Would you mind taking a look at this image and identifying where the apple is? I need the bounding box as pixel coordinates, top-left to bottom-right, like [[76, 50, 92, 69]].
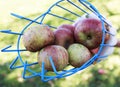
[[22, 24, 55, 52], [91, 25, 117, 63], [74, 13, 110, 43], [54, 28, 74, 49], [68, 44, 92, 67], [37, 45, 69, 71], [90, 24, 111, 55], [73, 13, 100, 27], [58, 24, 75, 33], [90, 47, 99, 55], [74, 18, 103, 49]]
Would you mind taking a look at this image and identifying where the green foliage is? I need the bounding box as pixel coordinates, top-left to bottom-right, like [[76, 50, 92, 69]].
[[0, 0, 120, 87]]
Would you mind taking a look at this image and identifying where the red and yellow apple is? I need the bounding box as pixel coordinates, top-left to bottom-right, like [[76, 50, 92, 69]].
[[74, 18, 103, 49], [38, 45, 69, 71], [58, 24, 75, 33], [68, 44, 92, 67], [22, 24, 55, 52]]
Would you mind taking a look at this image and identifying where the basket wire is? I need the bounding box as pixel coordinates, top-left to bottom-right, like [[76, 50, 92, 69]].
[[0, 0, 115, 82]]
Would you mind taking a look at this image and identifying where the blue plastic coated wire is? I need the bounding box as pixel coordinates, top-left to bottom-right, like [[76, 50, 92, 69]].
[[67, 0, 89, 14], [48, 13, 74, 22], [11, 13, 57, 29], [56, 4, 81, 17], [1, 45, 26, 52], [0, 0, 114, 82], [0, 30, 22, 35]]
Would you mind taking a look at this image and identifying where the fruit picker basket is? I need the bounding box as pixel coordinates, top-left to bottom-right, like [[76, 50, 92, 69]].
[[0, 0, 117, 82]]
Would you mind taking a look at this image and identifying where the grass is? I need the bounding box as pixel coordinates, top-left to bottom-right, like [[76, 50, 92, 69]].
[[0, 0, 120, 87]]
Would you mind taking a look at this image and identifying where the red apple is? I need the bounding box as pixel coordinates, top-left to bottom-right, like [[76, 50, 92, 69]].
[[54, 28, 74, 49], [74, 18, 103, 49], [68, 44, 92, 67], [73, 13, 100, 27], [37, 45, 69, 71], [90, 47, 99, 55], [74, 14, 110, 45], [58, 24, 75, 33], [22, 24, 55, 52]]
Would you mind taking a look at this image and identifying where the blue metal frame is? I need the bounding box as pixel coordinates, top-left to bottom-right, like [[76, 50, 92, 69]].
[[0, 0, 115, 82]]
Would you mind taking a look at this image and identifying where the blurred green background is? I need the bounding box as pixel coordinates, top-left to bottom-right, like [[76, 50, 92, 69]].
[[0, 0, 120, 87]]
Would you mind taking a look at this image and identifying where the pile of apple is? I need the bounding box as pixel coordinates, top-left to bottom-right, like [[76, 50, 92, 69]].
[[22, 14, 111, 71]]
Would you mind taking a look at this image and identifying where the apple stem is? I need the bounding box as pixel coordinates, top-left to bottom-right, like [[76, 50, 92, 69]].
[[115, 39, 120, 47]]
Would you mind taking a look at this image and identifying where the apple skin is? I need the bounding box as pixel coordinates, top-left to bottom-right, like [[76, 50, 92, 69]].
[[58, 24, 75, 33], [22, 25, 55, 52], [90, 47, 99, 55], [54, 28, 74, 49], [68, 44, 92, 67], [73, 13, 100, 27], [37, 45, 69, 71], [74, 18, 103, 49], [74, 14, 110, 44]]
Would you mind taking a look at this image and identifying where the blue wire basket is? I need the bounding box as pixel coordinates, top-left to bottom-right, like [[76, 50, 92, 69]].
[[0, 0, 115, 82]]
